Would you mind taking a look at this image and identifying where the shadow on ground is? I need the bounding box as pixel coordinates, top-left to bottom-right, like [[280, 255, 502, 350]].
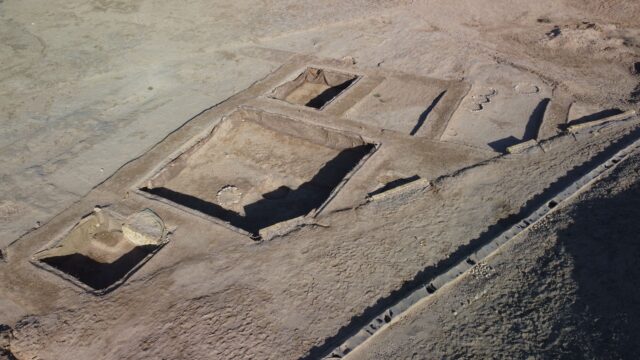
[[41, 245, 157, 291], [143, 144, 374, 237], [488, 98, 549, 152], [302, 128, 640, 359], [556, 181, 640, 358]]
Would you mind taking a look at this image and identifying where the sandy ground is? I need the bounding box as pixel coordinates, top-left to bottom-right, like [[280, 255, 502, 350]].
[[348, 150, 640, 360], [1, 0, 640, 359]]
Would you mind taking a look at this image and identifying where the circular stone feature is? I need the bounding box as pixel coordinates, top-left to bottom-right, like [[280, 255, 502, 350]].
[[122, 210, 165, 246], [476, 87, 497, 97], [217, 185, 242, 205]]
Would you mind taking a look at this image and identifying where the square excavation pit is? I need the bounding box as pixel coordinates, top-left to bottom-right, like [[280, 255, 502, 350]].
[[270, 67, 359, 110], [139, 108, 376, 239], [33, 208, 167, 294]]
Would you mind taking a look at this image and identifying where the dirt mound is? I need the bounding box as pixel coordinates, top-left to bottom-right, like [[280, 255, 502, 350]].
[[568, 0, 640, 25], [541, 21, 639, 61]]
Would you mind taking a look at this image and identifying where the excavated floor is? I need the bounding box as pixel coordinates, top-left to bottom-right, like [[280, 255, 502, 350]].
[[141, 108, 375, 238], [1, 30, 639, 358], [33, 209, 166, 292], [270, 67, 359, 109]]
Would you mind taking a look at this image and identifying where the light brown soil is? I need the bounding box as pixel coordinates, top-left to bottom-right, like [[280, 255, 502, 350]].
[[1, 0, 639, 359]]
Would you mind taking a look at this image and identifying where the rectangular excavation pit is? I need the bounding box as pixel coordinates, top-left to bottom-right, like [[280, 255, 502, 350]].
[[270, 67, 359, 110], [139, 108, 376, 239], [33, 208, 168, 294]]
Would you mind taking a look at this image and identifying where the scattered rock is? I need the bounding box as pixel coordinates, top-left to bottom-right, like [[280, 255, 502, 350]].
[[470, 262, 495, 279], [546, 26, 561, 39]]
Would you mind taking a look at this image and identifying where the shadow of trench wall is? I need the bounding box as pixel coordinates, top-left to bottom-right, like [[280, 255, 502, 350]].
[[142, 144, 374, 237]]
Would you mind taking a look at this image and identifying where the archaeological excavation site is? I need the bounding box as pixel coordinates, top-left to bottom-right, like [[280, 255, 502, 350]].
[[1, 1, 640, 359]]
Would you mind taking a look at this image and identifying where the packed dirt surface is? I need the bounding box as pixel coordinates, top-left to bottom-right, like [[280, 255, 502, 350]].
[[1, 0, 639, 359], [348, 151, 640, 360]]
